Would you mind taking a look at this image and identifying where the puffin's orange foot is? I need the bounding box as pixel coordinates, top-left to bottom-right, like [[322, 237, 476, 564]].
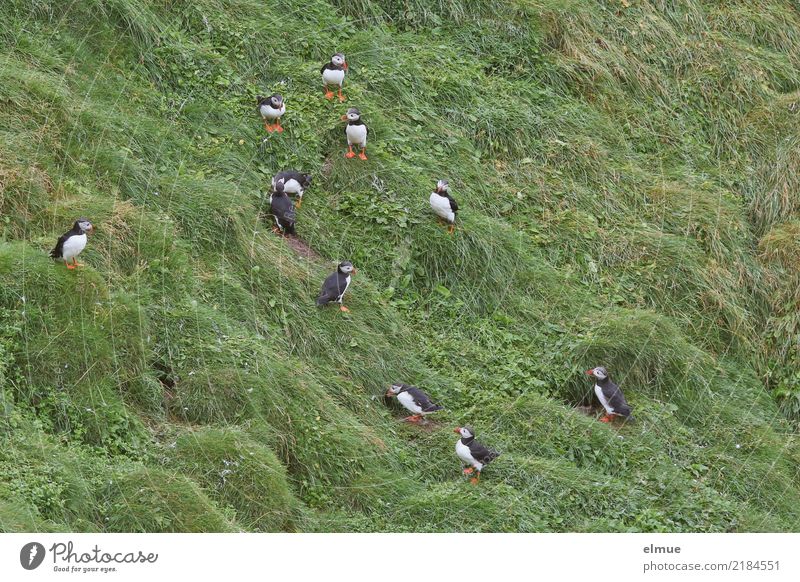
[[358, 152, 368, 161], [338, 91, 345, 102], [599, 415, 613, 423], [404, 415, 422, 423], [469, 477, 480, 485], [294, 199, 302, 208], [447, 224, 455, 234], [272, 227, 282, 235], [345, 151, 356, 158], [264, 124, 274, 133], [66, 263, 76, 270], [339, 305, 350, 312], [462, 468, 474, 475], [275, 124, 284, 133], [325, 90, 334, 100]]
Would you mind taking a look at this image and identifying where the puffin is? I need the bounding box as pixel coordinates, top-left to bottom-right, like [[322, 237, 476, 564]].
[[257, 94, 286, 133], [316, 261, 357, 312], [272, 170, 312, 208], [385, 382, 444, 423], [586, 366, 634, 423], [269, 179, 296, 236], [342, 108, 367, 160], [321, 52, 348, 102], [50, 218, 95, 269], [454, 426, 500, 485], [429, 179, 458, 234]]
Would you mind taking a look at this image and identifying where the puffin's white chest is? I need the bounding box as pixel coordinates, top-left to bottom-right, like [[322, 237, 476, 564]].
[[397, 391, 422, 414], [456, 439, 483, 471], [260, 104, 285, 120], [594, 384, 613, 413], [322, 68, 345, 86], [282, 178, 304, 195], [346, 124, 367, 146], [338, 274, 352, 301], [62, 233, 87, 261], [455, 440, 477, 466], [429, 192, 455, 222]]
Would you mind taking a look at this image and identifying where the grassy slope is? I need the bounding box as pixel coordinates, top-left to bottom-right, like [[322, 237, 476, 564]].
[[0, 0, 799, 532]]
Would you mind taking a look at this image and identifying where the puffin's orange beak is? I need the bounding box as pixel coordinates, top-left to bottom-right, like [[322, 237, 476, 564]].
[[341, 114, 348, 121], [453, 427, 461, 434], [88, 225, 96, 234], [385, 389, 394, 397], [352, 268, 358, 275], [343, 62, 348, 70], [585, 369, 594, 375]]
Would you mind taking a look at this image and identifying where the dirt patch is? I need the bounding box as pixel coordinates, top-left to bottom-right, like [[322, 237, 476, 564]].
[[573, 405, 597, 417], [283, 234, 323, 261]]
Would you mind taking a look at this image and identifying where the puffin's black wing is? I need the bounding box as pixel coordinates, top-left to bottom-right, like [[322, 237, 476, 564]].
[[406, 387, 443, 413], [320, 63, 330, 74], [276, 170, 302, 183], [50, 231, 71, 259], [316, 272, 344, 306], [446, 194, 459, 213], [600, 381, 632, 417], [468, 440, 500, 465]]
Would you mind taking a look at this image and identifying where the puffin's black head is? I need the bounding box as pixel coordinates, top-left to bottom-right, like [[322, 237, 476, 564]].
[[454, 426, 475, 439], [74, 218, 95, 234], [586, 366, 609, 380], [337, 261, 356, 275], [269, 94, 284, 108], [385, 382, 407, 398], [342, 108, 361, 122], [436, 179, 449, 194], [274, 178, 286, 196], [331, 53, 347, 69]]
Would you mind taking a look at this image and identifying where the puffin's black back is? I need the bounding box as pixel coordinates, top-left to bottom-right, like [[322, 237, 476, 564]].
[[270, 192, 296, 235], [50, 221, 81, 259], [444, 193, 459, 213], [597, 377, 632, 417], [403, 385, 443, 412], [462, 436, 500, 465], [316, 268, 349, 306]]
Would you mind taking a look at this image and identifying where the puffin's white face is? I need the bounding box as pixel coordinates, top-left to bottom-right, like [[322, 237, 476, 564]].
[[456, 427, 473, 439], [346, 111, 360, 121], [270, 95, 283, 108], [386, 384, 403, 396], [77, 219, 94, 234], [590, 367, 608, 380], [332, 54, 345, 67], [339, 263, 355, 274], [436, 180, 449, 193]]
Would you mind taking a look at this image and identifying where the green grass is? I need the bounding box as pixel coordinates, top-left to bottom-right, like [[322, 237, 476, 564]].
[[1, 0, 799, 532]]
